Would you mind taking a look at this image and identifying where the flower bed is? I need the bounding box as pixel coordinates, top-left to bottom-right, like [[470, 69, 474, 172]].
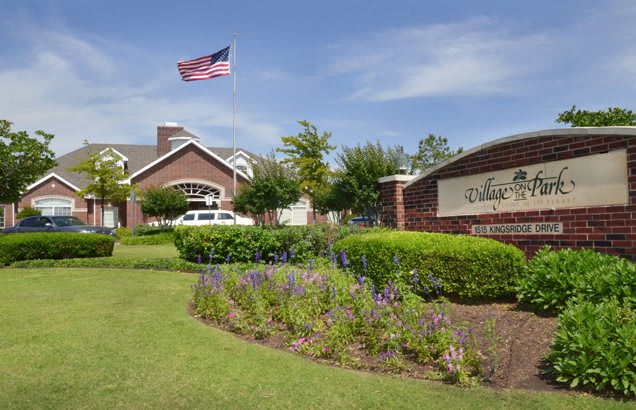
[[192, 255, 479, 384]]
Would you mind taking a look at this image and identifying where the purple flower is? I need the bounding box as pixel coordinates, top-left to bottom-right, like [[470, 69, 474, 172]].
[[290, 245, 295, 261], [308, 258, 313, 272], [273, 252, 279, 264], [255, 249, 261, 263], [197, 254, 202, 264], [282, 251, 288, 264], [209, 249, 215, 263], [225, 254, 231, 264], [412, 268, 419, 286], [340, 250, 349, 269], [393, 254, 399, 266], [361, 255, 367, 273]]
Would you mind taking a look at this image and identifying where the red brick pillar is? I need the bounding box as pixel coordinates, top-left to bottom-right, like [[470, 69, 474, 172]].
[[379, 175, 414, 230]]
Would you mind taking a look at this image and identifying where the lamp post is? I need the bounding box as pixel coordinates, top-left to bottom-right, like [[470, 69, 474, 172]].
[[397, 147, 410, 175]]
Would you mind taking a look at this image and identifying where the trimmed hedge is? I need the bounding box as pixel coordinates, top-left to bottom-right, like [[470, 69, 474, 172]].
[[517, 247, 636, 313], [332, 231, 526, 299], [120, 232, 175, 245], [173, 225, 387, 264], [11, 256, 201, 271], [0, 233, 115, 265]]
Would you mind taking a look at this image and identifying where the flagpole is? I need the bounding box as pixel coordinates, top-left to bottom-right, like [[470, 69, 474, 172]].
[[232, 33, 237, 225]]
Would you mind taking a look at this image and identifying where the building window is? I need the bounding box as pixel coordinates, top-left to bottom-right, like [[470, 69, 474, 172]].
[[34, 198, 72, 216], [172, 182, 221, 203], [0, 206, 4, 228]]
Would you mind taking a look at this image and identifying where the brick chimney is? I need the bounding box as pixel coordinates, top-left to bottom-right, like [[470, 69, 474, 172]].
[[157, 122, 184, 156]]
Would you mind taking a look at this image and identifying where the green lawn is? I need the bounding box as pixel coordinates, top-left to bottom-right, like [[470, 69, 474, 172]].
[[112, 242, 179, 259], [0, 267, 631, 409]]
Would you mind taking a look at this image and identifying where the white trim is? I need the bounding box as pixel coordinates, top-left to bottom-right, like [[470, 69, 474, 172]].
[[403, 127, 636, 189], [225, 150, 253, 163], [378, 175, 416, 184], [126, 139, 250, 184], [166, 179, 227, 200], [26, 172, 81, 192], [99, 147, 128, 162]]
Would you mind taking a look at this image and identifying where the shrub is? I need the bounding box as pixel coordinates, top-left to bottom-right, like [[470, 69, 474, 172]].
[[11, 255, 200, 271], [115, 227, 132, 238], [120, 232, 174, 245], [173, 224, 384, 265], [0, 233, 114, 265], [517, 247, 636, 313], [16, 206, 41, 219], [174, 225, 281, 264], [269, 225, 387, 262], [545, 299, 636, 397], [332, 231, 526, 299]]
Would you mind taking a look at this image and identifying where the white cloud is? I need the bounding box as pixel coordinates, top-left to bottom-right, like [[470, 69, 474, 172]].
[[327, 18, 555, 101], [0, 17, 282, 156]]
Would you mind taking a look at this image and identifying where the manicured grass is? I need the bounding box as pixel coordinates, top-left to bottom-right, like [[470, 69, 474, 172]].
[[0, 268, 630, 409], [113, 243, 179, 259]]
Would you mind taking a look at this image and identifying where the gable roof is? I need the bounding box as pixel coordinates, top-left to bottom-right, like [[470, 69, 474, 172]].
[[47, 137, 262, 191], [126, 138, 251, 183]]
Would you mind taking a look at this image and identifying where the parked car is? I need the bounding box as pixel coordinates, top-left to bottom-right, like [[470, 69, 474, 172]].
[[2, 215, 116, 235], [177, 210, 254, 226], [347, 215, 376, 226]]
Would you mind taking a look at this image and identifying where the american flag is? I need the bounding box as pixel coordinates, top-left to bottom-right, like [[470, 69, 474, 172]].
[[178, 46, 231, 82]]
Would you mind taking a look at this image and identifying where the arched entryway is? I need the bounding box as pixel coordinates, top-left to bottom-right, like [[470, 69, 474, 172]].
[[169, 181, 223, 210]]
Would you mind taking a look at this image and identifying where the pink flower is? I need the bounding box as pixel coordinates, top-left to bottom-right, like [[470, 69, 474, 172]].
[[298, 338, 306, 344], [229, 312, 235, 319]]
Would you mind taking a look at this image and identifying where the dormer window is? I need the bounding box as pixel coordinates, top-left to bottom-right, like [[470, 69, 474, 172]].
[[99, 148, 128, 170]]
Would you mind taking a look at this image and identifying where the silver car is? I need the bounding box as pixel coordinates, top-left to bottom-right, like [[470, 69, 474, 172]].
[[2, 216, 116, 235]]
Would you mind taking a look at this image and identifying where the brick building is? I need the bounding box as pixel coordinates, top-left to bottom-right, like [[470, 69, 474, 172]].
[[380, 127, 636, 260], [1, 123, 316, 229]]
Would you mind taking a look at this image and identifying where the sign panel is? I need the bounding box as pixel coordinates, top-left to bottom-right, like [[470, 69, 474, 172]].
[[472, 222, 563, 235], [438, 150, 629, 216]]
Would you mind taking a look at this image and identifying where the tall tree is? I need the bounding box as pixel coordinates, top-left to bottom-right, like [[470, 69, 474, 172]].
[[335, 142, 401, 225], [139, 186, 189, 230], [68, 142, 131, 226], [0, 120, 56, 203], [233, 153, 301, 226], [412, 134, 463, 173], [276, 120, 336, 224], [556, 105, 636, 127]]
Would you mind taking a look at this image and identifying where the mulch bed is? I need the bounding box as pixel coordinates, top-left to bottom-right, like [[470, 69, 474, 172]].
[[191, 301, 570, 393]]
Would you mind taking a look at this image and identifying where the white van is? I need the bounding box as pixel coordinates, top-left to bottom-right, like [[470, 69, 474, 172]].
[[179, 210, 254, 226]]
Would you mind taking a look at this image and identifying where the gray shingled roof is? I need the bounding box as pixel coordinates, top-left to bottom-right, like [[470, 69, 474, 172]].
[[50, 141, 263, 190]]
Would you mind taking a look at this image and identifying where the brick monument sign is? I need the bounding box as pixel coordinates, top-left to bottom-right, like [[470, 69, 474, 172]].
[[379, 128, 636, 260]]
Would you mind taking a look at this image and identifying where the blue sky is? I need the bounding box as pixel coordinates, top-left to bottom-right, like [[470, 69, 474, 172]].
[[2, 0, 636, 161]]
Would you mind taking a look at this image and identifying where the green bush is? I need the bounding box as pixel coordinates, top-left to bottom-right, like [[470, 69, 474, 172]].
[[11, 256, 200, 271], [545, 299, 636, 397], [173, 224, 383, 264], [120, 232, 174, 245], [16, 206, 41, 219], [268, 225, 387, 262], [174, 225, 280, 264], [0, 233, 114, 265], [517, 247, 636, 313], [332, 231, 526, 300], [115, 227, 132, 238]]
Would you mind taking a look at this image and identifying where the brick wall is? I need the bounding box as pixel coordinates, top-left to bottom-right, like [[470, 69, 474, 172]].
[[380, 130, 636, 260], [127, 143, 249, 227], [16, 176, 94, 223]]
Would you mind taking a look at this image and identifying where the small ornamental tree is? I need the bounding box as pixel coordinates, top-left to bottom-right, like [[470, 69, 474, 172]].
[[0, 120, 56, 203], [139, 186, 189, 229], [556, 105, 636, 127], [233, 153, 301, 226], [335, 142, 401, 224], [276, 121, 336, 224], [68, 142, 131, 226]]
